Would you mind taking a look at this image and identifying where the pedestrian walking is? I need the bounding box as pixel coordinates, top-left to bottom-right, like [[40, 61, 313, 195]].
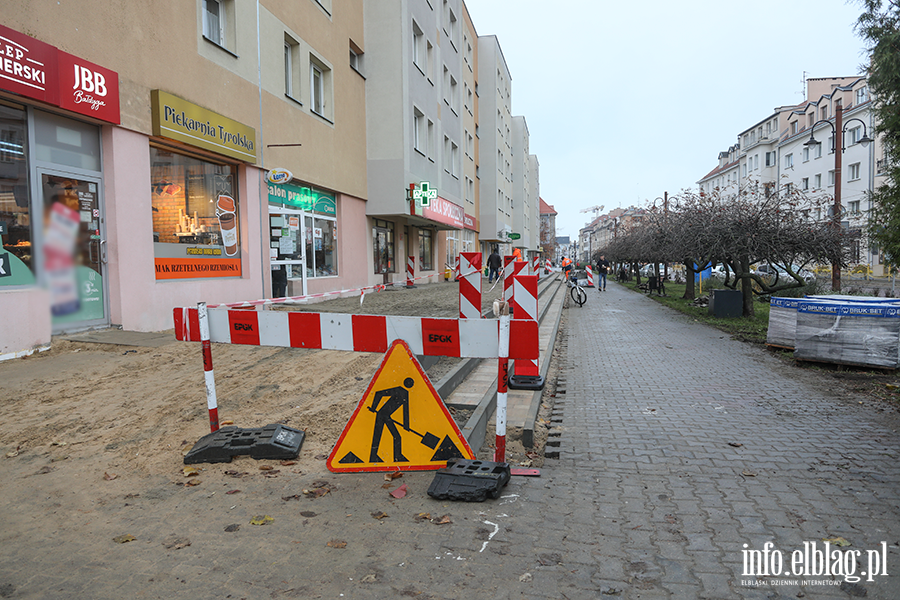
[[596, 254, 610, 291], [487, 247, 502, 283]]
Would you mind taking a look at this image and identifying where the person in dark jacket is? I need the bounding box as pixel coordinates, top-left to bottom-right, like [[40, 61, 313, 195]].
[[487, 248, 502, 283], [596, 255, 610, 291]]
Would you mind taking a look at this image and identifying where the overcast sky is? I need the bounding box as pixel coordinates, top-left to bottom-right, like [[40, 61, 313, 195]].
[[464, 0, 871, 240]]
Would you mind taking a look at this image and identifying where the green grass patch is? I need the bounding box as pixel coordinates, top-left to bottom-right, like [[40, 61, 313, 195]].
[[620, 281, 770, 345]]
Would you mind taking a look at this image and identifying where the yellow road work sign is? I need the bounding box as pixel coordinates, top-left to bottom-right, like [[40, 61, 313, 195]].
[[327, 339, 474, 473]]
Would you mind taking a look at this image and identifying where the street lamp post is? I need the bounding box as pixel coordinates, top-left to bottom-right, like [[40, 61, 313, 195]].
[[804, 105, 873, 292]]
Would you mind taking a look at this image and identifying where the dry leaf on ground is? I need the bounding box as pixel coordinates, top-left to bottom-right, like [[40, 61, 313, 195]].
[[113, 534, 136, 544]]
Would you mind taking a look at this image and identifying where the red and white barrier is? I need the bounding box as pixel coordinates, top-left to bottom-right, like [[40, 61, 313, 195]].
[[495, 307, 510, 463], [174, 307, 538, 360], [586, 266, 594, 288], [458, 252, 482, 319], [198, 302, 220, 433], [407, 256, 415, 288], [531, 255, 539, 276], [510, 275, 539, 379], [454, 256, 460, 281], [503, 256, 515, 303]]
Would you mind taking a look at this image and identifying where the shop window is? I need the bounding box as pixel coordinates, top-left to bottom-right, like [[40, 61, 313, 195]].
[[373, 219, 394, 274], [150, 146, 241, 279], [419, 228, 433, 271], [0, 102, 32, 286], [305, 215, 337, 277]]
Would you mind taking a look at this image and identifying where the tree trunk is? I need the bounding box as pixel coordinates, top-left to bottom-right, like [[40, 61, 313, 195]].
[[683, 260, 696, 300], [632, 262, 641, 286], [739, 255, 755, 317]]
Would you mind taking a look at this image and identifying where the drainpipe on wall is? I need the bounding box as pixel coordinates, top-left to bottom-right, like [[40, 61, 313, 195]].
[[256, 0, 267, 303]]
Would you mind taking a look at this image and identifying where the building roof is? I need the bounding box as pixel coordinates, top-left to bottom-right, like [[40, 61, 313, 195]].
[[539, 198, 556, 215]]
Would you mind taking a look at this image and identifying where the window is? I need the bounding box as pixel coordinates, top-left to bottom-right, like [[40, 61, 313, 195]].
[[856, 87, 868, 104], [451, 141, 459, 177], [829, 170, 836, 186], [466, 131, 474, 159], [791, 121, 798, 135], [447, 7, 458, 49], [305, 215, 337, 277], [284, 36, 300, 101], [802, 177, 809, 191], [848, 162, 861, 180], [426, 41, 434, 81], [311, 63, 324, 115], [412, 20, 424, 70], [284, 42, 293, 97], [203, 0, 225, 45], [443, 136, 451, 174], [784, 182, 793, 195], [0, 103, 32, 287], [742, 163, 747, 178], [814, 143, 822, 159], [814, 174, 821, 189], [413, 107, 425, 154], [821, 105, 828, 120], [848, 127, 862, 145], [418, 229, 433, 270], [309, 56, 334, 120], [803, 146, 809, 162], [765, 151, 776, 167], [349, 43, 362, 74], [808, 113, 814, 128], [449, 74, 458, 113], [784, 153, 793, 169], [150, 145, 241, 277], [849, 200, 861, 215], [427, 119, 435, 159], [443, 66, 452, 107], [373, 219, 395, 274]]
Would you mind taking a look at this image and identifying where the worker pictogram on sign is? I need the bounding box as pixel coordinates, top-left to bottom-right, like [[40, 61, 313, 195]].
[[327, 339, 474, 473]]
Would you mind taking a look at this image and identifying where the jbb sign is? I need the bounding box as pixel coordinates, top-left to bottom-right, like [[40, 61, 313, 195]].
[[0, 24, 119, 124]]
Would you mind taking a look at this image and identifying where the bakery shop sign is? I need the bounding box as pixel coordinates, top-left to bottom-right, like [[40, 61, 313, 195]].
[[0, 23, 120, 124]]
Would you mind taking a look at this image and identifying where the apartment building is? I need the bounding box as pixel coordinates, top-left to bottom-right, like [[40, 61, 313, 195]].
[[512, 115, 539, 259], [698, 75, 886, 274], [477, 34, 515, 258], [539, 198, 557, 260], [363, 0, 474, 284], [0, 0, 369, 358]]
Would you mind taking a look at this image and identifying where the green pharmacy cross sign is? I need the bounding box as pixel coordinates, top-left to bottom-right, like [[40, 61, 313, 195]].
[[412, 182, 438, 207]]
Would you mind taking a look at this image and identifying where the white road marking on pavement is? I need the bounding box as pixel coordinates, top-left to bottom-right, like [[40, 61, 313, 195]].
[[480, 520, 500, 553]]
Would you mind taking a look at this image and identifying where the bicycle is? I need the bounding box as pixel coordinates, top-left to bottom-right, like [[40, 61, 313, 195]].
[[566, 272, 587, 307]]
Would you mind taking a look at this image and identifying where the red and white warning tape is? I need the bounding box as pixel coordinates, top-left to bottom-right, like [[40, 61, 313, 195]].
[[174, 306, 539, 360]]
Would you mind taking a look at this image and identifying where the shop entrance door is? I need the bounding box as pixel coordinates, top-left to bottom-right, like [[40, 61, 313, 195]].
[[39, 170, 108, 331]]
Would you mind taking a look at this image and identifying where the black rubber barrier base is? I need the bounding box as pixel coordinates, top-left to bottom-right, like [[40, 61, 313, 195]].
[[426, 458, 511, 502], [183, 424, 305, 465], [508, 374, 545, 390]]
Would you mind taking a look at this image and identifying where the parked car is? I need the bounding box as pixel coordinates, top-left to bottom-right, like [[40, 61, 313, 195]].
[[710, 264, 731, 279], [752, 263, 816, 284], [638, 263, 666, 278]]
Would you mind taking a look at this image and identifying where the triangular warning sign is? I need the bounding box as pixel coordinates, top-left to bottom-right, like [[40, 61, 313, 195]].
[[327, 339, 474, 473]]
